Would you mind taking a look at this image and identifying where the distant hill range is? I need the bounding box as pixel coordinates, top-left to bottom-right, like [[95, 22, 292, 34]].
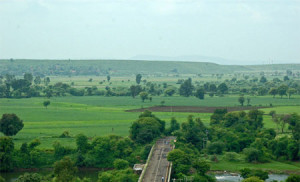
[[130, 55, 298, 65], [130, 55, 235, 65], [0, 59, 299, 76]]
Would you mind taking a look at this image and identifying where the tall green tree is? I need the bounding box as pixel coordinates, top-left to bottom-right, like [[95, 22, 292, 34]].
[[44, 77, 50, 86], [259, 76, 267, 83], [165, 117, 180, 135], [238, 96, 245, 106], [139, 92, 148, 102], [43, 100, 50, 109], [277, 85, 288, 98], [130, 111, 165, 144], [269, 88, 277, 98], [247, 109, 264, 129], [0, 136, 14, 171], [287, 88, 297, 99], [136, 74, 142, 84], [34, 76, 41, 85], [217, 83, 228, 94], [76, 134, 90, 153], [23, 73, 33, 84], [195, 88, 205, 100], [129, 85, 142, 98], [53, 157, 78, 182], [0, 113, 24, 136], [179, 78, 194, 97], [180, 116, 207, 148], [209, 84, 217, 93], [167, 149, 192, 176]]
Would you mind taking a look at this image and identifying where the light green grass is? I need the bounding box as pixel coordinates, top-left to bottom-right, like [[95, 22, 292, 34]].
[[0, 96, 299, 149], [210, 160, 300, 172]]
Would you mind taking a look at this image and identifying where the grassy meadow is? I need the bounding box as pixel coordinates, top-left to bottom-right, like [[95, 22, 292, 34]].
[[1, 94, 299, 149]]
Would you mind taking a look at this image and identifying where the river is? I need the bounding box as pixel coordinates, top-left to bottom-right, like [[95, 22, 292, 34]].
[[215, 173, 289, 182], [0, 171, 289, 182]]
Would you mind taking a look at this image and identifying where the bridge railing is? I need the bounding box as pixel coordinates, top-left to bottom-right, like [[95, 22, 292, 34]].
[[167, 143, 175, 182], [138, 143, 155, 182]]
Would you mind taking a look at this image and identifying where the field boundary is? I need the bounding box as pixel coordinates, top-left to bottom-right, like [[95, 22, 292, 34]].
[[126, 106, 269, 113]]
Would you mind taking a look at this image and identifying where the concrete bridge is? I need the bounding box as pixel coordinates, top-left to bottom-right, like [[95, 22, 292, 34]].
[[139, 136, 176, 182]]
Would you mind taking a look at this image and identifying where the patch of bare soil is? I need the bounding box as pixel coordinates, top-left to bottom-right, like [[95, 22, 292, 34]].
[[126, 106, 269, 113]]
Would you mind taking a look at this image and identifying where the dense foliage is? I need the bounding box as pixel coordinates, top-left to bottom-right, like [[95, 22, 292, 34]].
[[0, 113, 24, 136], [166, 109, 300, 180]]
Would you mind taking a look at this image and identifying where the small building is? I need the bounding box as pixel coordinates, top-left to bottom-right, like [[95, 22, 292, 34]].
[[133, 164, 144, 174]]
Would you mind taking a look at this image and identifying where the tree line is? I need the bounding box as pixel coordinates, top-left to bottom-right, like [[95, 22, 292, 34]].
[[1, 73, 299, 102]]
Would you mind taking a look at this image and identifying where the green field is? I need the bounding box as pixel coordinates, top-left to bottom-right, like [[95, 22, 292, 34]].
[[210, 160, 300, 172], [1, 95, 299, 149]]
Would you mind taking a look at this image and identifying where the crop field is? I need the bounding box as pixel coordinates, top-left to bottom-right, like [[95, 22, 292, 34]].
[[1, 95, 299, 149]]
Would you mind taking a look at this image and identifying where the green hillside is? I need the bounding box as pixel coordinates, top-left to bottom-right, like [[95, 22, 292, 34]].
[[0, 59, 299, 76]]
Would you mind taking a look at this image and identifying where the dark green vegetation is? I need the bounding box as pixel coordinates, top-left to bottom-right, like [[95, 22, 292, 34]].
[[167, 110, 300, 181], [0, 113, 24, 136]]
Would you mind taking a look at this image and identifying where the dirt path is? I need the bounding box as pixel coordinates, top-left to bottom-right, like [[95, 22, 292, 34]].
[[126, 106, 268, 113], [142, 136, 176, 182]]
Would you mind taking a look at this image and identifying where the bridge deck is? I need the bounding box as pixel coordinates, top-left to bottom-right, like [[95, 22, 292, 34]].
[[142, 136, 175, 182]]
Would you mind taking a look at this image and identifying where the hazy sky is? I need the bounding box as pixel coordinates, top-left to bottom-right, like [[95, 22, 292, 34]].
[[0, 0, 300, 64]]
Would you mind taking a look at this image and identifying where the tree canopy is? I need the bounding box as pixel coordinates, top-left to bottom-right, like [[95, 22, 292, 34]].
[[0, 113, 24, 136]]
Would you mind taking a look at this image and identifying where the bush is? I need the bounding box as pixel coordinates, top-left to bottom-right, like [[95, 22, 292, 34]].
[[286, 174, 300, 182], [76, 134, 90, 153], [28, 139, 41, 149], [141, 144, 152, 160], [240, 168, 268, 181], [207, 141, 225, 155], [269, 110, 276, 117], [113, 159, 129, 170], [224, 152, 240, 162], [59, 131, 71, 138], [54, 157, 78, 182], [53, 141, 72, 159], [243, 148, 263, 162], [242, 176, 264, 182], [15, 173, 42, 182]]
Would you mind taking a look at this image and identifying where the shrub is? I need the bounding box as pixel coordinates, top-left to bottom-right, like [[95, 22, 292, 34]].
[[269, 110, 276, 117], [224, 152, 240, 162], [240, 168, 268, 181], [113, 159, 129, 170], [15, 173, 42, 182], [286, 174, 300, 182], [243, 148, 263, 163], [59, 131, 70, 138], [242, 176, 264, 182], [207, 141, 225, 154]]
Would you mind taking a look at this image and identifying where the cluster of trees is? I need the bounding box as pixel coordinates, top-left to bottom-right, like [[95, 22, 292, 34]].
[[129, 110, 166, 144], [0, 134, 143, 181], [181, 76, 300, 99], [0, 110, 174, 181], [0, 73, 51, 98], [163, 109, 300, 181], [1, 73, 299, 102], [178, 78, 228, 99], [225, 75, 300, 98]]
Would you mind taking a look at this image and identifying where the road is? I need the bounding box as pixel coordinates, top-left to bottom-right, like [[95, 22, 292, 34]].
[[142, 136, 176, 182]]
